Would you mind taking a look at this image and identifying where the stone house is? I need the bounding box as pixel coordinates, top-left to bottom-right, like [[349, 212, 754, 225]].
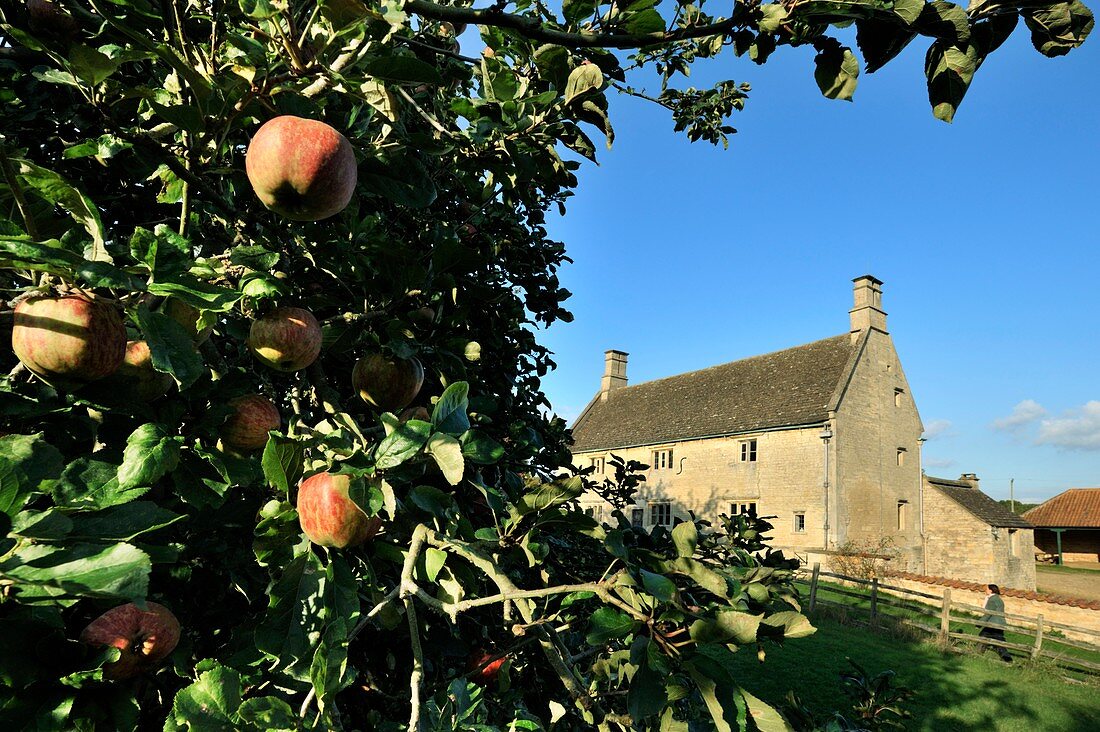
[[922, 474, 1036, 590], [569, 275, 1036, 587], [1024, 488, 1100, 563]]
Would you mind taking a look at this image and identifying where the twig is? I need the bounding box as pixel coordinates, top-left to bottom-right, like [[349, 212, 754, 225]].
[[406, 597, 426, 731], [395, 87, 452, 136]]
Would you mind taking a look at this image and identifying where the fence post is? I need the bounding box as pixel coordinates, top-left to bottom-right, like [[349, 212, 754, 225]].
[[940, 588, 952, 642], [870, 577, 879, 628], [808, 563, 820, 614], [1032, 614, 1044, 660]]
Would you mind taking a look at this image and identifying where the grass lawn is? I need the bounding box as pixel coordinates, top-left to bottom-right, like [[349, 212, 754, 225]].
[[725, 616, 1100, 731]]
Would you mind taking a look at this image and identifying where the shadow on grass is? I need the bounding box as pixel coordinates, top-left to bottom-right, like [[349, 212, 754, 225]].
[[725, 608, 1100, 731]]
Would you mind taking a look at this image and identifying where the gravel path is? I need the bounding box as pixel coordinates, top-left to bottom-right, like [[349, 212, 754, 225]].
[[1035, 566, 1100, 602]]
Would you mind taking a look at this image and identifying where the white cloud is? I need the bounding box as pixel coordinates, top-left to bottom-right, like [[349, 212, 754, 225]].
[[992, 400, 1047, 432], [1036, 401, 1100, 451], [922, 419, 954, 440]]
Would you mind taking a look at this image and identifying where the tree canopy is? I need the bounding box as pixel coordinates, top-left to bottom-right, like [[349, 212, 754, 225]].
[[0, 1, 1091, 730]]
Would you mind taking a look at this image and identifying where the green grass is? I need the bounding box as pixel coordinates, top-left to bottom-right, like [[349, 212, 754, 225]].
[[1037, 564, 1100, 576], [795, 579, 1100, 673], [726, 616, 1100, 731]]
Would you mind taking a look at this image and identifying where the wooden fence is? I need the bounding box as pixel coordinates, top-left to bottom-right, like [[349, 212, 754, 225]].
[[799, 563, 1100, 676]]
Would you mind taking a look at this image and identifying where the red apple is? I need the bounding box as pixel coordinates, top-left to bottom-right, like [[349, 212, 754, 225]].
[[220, 394, 280, 452], [12, 294, 126, 385], [162, 298, 213, 343], [245, 116, 357, 221], [467, 649, 506, 685], [110, 340, 174, 401], [297, 472, 383, 549], [352, 354, 424, 412], [80, 602, 181, 680], [248, 307, 322, 372], [27, 0, 79, 36]]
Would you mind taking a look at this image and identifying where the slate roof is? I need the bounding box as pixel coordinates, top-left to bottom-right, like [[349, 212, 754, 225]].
[[1023, 488, 1100, 528], [570, 334, 855, 452], [926, 476, 1034, 529]]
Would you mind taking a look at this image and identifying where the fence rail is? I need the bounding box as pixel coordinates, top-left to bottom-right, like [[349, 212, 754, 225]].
[[798, 564, 1100, 677]]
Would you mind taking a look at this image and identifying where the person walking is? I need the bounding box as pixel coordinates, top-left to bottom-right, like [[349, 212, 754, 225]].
[[978, 584, 1013, 663]]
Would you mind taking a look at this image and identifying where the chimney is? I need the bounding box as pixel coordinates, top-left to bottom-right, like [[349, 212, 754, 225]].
[[600, 350, 628, 401], [849, 274, 887, 340], [959, 473, 980, 490]]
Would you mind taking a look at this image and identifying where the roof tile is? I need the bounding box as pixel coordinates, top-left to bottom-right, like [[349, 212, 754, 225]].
[[1023, 488, 1100, 528], [925, 476, 1033, 529]]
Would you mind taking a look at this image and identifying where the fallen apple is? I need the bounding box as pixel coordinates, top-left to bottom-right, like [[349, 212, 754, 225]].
[[352, 353, 424, 412], [297, 472, 383, 549], [80, 602, 181, 680], [220, 394, 280, 452], [12, 294, 126, 385], [245, 116, 357, 221], [248, 306, 322, 372]]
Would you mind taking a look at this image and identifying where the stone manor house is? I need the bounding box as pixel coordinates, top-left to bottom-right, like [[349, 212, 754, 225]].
[[570, 276, 1036, 590]]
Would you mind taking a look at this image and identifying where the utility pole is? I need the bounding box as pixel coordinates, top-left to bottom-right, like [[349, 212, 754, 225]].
[[1010, 478, 1015, 513]]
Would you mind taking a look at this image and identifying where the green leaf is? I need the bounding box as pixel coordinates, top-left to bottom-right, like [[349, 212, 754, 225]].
[[13, 159, 108, 262], [68, 44, 119, 85], [117, 423, 183, 490], [516, 476, 584, 515], [562, 0, 597, 25], [427, 432, 465, 486], [310, 618, 349, 718], [0, 542, 150, 603], [892, 0, 925, 24], [63, 135, 132, 160], [424, 547, 447, 582], [129, 225, 191, 277], [856, 19, 917, 74], [68, 502, 183, 542], [814, 45, 860, 101], [373, 419, 431, 470], [671, 520, 697, 558], [167, 661, 241, 730], [52, 458, 148, 509], [586, 607, 636, 645], [408, 485, 456, 518], [230, 245, 280, 271], [623, 8, 665, 35], [261, 434, 304, 493], [1023, 1, 1095, 57], [364, 55, 444, 85], [627, 643, 667, 720], [639, 569, 677, 603], [358, 152, 436, 208], [656, 557, 733, 600], [742, 689, 794, 732], [925, 40, 978, 122], [237, 697, 298, 731], [147, 274, 241, 311], [134, 306, 204, 388], [256, 553, 326, 677], [686, 647, 748, 732], [239, 0, 279, 19], [564, 63, 604, 104], [689, 611, 763, 645], [253, 500, 300, 569], [459, 430, 504, 465], [431, 381, 471, 434], [761, 610, 816, 639], [10, 509, 73, 540], [917, 1, 971, 44], [0, 434, 63, 516]]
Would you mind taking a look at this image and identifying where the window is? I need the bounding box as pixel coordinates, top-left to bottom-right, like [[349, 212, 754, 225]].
[[590, 456, 604, 474], [651, 448, 674, 470], [894, 388, 904, 407], [1009, 528, 1018, 555], [631, 508, 645, 527], [730, 501, 758, 517], [897, 500, 909, 530], [583, 505, 604, 522], [793, 512, 806, 533], [896, 448, 907, 466], [740, 439, 757, 462], [649, 502, 672, 527]]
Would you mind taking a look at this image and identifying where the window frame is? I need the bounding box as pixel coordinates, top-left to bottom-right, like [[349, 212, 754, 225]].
[[651, 448, 674, 471], [648, 501, 672, 527], [630, 508, 645, 528], [730, 501, 758, 517], [793, 511, 806, 533], [589, 456, 605, 474], [740, 439, 758, 463]]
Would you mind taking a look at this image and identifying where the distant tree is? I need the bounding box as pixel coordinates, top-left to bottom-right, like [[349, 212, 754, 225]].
[[998, 499, 1040, 515], [0, 1, 1090, 730]]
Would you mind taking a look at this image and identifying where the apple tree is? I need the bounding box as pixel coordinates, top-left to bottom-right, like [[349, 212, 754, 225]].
[[0, 1, 1090, 730]]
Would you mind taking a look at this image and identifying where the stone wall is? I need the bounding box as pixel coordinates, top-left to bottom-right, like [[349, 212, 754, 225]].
[[832, 329, 924, 571], [575, 425, 829, 552], [922, 485, 1036, 591], [885, 572, 1100, 643]]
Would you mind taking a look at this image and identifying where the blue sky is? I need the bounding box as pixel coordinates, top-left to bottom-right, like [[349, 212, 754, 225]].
[[535, 28, 1100, 504]]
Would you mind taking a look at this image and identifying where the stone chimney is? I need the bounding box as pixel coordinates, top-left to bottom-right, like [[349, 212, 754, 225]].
[[849, 274, 887, 341], [600, 350, 628, 401], [959, 473, 980, 490]]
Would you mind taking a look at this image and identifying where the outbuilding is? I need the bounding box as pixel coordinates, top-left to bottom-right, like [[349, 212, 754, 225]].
[[1024, 488, 1100, 564]]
